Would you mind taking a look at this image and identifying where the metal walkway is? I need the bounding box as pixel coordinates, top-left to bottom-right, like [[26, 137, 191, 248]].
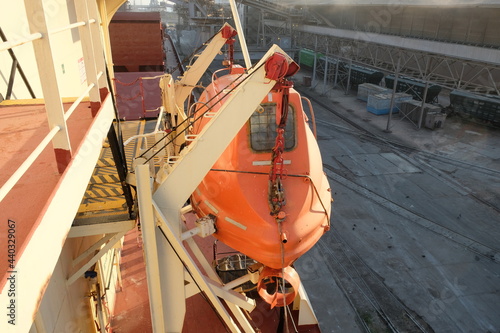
[[73, 121, 143, 226]]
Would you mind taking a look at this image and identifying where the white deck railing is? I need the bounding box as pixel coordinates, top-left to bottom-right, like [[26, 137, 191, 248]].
[[0, 18, 102, 203], [0, 33, 43, 52], [49, 19, 95, 35], [0, 126, 60, 202], [64, 71, 103, 121]]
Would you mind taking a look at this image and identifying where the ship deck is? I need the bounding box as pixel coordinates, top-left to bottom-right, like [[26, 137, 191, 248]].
[[105, 68, 500, 332], [2, 68, 499, 332], [111, 210, 319, 333], [0, 90, 117, 330], [107, 120, 319, 332], [0, 100, 96, 288]]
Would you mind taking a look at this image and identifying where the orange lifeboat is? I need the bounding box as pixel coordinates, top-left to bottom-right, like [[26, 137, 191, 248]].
[[189, 59, 331, 306]]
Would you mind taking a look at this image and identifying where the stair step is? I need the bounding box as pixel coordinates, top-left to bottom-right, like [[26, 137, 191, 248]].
[[79, 196, 127, 212], [89, 174, 120, 184], [99, 150, 113, 159], [74, 208, 131, 225], [90, 166, 120, 184], [93, 166, 119, 175], [85, 183, 123, 198], [96, 157, 116, 167]]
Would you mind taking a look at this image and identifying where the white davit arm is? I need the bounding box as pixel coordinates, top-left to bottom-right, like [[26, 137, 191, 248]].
[[154, 44, 294, 215], [229, 0, 252, 69], [174, 22, 238, 110]]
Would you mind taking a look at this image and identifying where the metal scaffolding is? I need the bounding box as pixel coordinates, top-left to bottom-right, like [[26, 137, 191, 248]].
[[232, 1, 499, 95], [294, 27, 500, 95]]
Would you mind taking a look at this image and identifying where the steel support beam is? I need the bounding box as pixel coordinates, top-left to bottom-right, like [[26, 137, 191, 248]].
[[136, 165, 166, 332], [174, 23, 236, 109], [74, 0, 101, 116], [322, 56, 328, 95], [67, 230, 128, 285], [386, 52, 401, 133], [24, 0, 72, 173], [0, 27, 36, 99], [68, 220, 136, 238], [288, 21, 500, 94], [107, 124, 135, 217], [230, 0, 252, 69], [153, 204, 253, 333], [74, 235, 114, 268], [147, 45, 290, 332]]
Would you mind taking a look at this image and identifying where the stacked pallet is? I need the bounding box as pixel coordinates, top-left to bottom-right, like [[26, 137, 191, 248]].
[[400, 100, 442, 123], [367, 93, 412, 115], [357, 83, 391, 101]]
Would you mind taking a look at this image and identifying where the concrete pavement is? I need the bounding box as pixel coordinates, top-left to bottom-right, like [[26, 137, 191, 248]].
[[294, 72, 500, 333]]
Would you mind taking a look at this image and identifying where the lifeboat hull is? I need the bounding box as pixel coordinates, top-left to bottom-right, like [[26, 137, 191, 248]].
[[190, 72, 331, 269]]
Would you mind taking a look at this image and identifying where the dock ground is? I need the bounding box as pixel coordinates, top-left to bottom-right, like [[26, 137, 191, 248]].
[[293, 71, 500, 333]]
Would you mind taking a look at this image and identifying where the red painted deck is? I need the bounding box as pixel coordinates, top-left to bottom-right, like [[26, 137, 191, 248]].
[[111, 214, 321, 332], [0, 100, 97, 290], [111, 223, 234, 332], [111, 227, 152, 332]]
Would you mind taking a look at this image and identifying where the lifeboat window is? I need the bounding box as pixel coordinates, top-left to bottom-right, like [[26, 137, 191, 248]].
[[249, 104, 295, 152]]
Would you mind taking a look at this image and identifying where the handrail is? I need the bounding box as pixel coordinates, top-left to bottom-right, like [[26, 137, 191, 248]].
[[154, 106, 165, 132], [64, 70, 103, 121], [122, 107, 165, 148], [301, 96, 317, 138], [0, 19, 97, 52], [50, 21, 86, 35], [64, 83, 95, 121], [50, 19, 96, 35], [0, 16, 104, 202], [123, 131, 159, 147], [0, 33, 42, 52], [0, 125, 61, 202], [0, 65, 103, 200]]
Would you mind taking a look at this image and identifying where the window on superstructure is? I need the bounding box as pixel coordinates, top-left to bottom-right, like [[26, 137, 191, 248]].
[[249, 103, 296, 152]]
